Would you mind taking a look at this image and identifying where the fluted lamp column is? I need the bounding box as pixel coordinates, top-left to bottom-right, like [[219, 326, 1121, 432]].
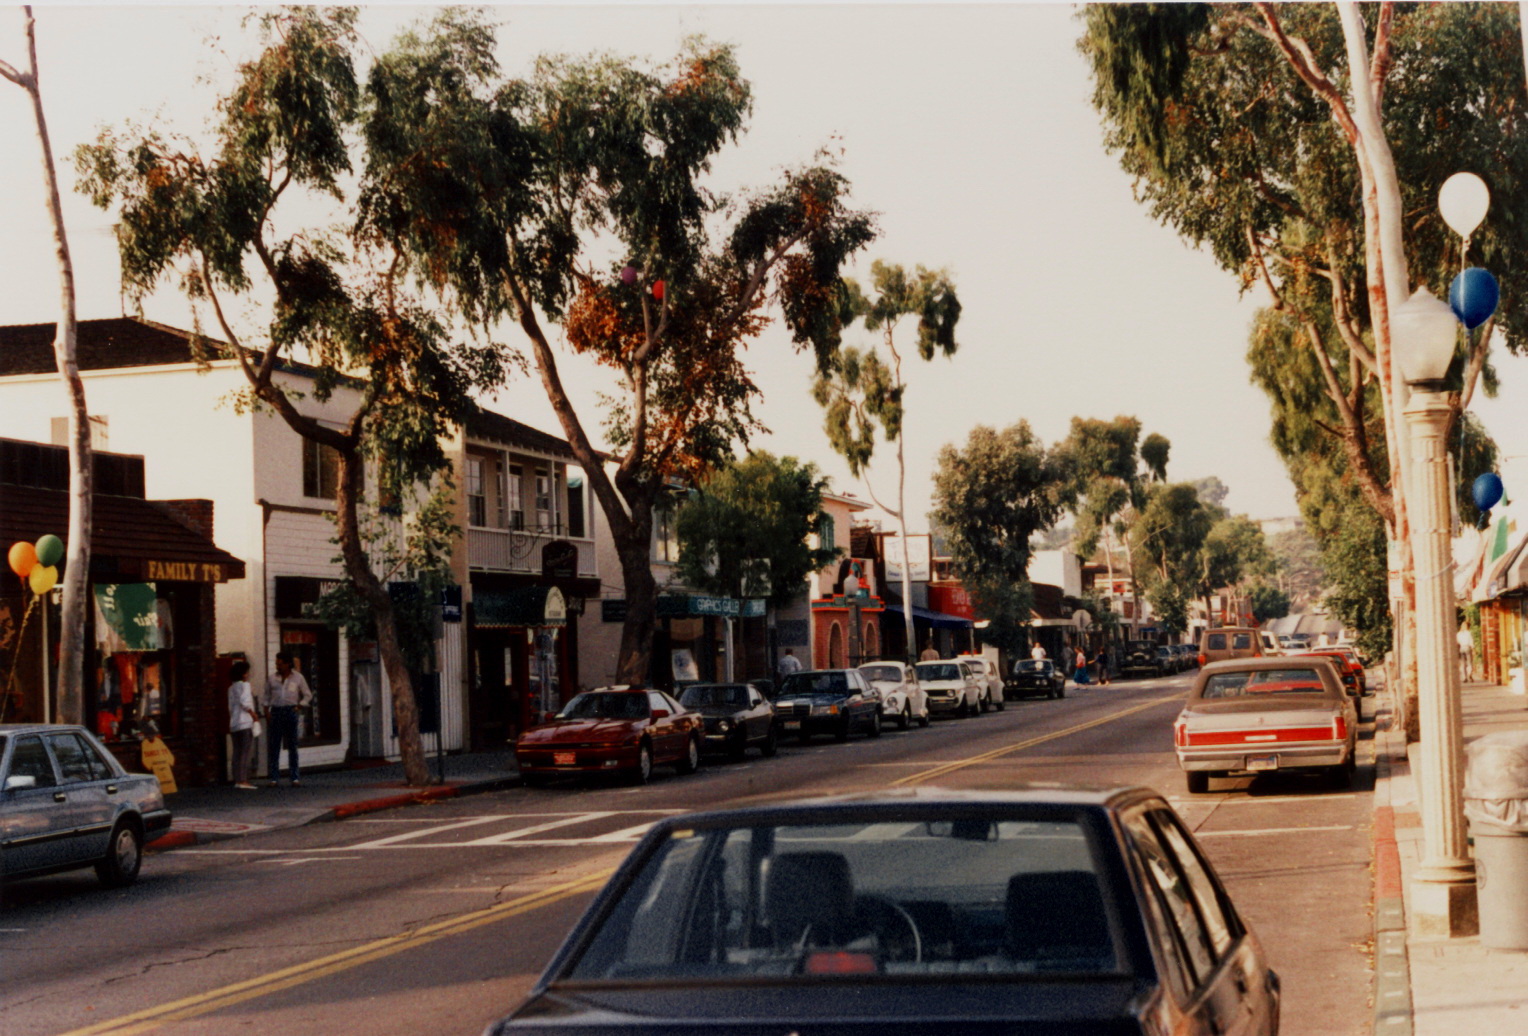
[[1393, 286, 1478, 938]]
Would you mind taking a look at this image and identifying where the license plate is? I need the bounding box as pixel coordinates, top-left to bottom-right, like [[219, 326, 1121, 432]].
[[783, 721, 801, 730], [1247, 755, 1278, 771], [553, 752, 576, 766]]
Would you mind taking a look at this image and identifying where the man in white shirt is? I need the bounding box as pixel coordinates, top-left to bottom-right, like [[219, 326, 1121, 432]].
[[263, 652, 313, 785], [777, 648, 802, 680], [1030, 642, 1048, 661]]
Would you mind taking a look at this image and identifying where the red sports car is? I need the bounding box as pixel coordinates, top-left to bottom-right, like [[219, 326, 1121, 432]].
[[515, 687, 704, 785]]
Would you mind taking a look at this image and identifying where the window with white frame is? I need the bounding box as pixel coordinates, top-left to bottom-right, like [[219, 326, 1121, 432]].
[[466, 455, 488, 526], [653, 503, 680, 564], [507, 463, 525, 529], [536, 464, 556, 531]]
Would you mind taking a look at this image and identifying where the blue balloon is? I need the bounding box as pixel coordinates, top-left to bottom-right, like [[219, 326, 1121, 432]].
[[1473, 472, 1504, 512], [1450, 267, 1500, 330]]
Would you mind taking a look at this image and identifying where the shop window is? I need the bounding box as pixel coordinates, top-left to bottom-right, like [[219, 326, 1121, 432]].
[[302, 437, 340, 500], [93, 582, 179, 743]]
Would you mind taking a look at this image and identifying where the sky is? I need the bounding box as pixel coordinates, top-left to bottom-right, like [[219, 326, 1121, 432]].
[[5, 3, 1527, 529]]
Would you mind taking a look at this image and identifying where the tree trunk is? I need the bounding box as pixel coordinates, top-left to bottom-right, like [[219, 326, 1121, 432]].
[[334, 447, 431, 786], [2, 7, 90, 724], [615, 536, 659, 686], [895, 434, 917, 663]]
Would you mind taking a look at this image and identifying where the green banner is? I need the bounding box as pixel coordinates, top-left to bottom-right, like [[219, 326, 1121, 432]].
[[94, 583, 160, 652]]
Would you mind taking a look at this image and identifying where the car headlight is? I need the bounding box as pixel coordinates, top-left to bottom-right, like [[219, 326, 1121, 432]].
[[810, 704, 839, 716], [716, 719, 732, 733]]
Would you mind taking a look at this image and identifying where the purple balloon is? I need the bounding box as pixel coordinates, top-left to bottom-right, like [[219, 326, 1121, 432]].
[[1450, 267, 1499, 330], [620, 265, 638, 286]]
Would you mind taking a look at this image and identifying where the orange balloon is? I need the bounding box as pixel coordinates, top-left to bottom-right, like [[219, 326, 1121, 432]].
[[8, 541, 37, 578]]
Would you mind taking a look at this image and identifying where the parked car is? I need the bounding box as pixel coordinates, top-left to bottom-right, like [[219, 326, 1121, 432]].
[[858, 661, 930, 730], [515, 688, 704, 785], [1174, 656, 1358, 794], [1196, 626, 1267, 667], [0, 724, 172, 889], [915, 659, 983, 717], [1259, 630, 1284, 656], [1121, 639, 1168, 678], [1004, 658, 1066, 700], [773, 670, 883, 742], [955, 656, 1005, 711], [1291, 651, 1364, 705], [677, 683, 778, 760], [486, 788, 1281, 1036], [1331, 646, 1368, 695]]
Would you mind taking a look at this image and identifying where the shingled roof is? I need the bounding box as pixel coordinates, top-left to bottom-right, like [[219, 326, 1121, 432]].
[[465, 406, 578, 462], [0, 317, 210, 375]]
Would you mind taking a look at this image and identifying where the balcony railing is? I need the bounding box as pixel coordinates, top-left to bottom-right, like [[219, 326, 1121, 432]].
[[468, 524, 596, 577]]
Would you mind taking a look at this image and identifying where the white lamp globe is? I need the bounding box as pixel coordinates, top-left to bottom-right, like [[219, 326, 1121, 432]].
[[1392, 287, 1459, 387], [1439, 173, 1490, 238]]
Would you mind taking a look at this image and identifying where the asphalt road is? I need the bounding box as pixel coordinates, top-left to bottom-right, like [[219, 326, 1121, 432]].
[[0, 670, 1375, 1036]]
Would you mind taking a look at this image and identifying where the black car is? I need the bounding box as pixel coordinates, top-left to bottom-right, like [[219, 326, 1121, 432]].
[[1121, 640, 1168, 678], [771, 669, 883, 742], [677, 683, 778, 760], [487, 788, 1280, 1035], [1004, 659, 1067, 700]]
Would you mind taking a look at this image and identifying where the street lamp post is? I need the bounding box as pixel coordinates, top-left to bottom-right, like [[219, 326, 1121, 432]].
[[1393, 286, 1478, 937], [845, 569, 864, 668]]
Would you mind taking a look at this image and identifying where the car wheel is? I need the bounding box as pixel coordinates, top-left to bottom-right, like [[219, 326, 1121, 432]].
[[675, 734, 701, 775], [760, 728, 778, 757], [918, 709, 930, 728], [1185, 770, 1209, 795], [631, 741, 654, 785], [994, 690, 1005, 712], [980, 690, 992, 714], [1333, 750, 1357, 789], [898, 704, 911, 731], [96, 821, 143, 888], [1056, 684, 1066, 699], [867, 709, 882, 738]]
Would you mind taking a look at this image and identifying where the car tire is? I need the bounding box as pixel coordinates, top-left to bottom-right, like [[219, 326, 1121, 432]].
[[980, 691, 992, 714], [918, 710, 930, 728], [1186, 770, 1210, 795], [760, 729, 778, 757], [631, 741, 654, 785], [994, 691, 1005, 712], [898, 704, 911, 731], [867, 709, 882, 738], [1057, 684, 1066, 699], [96, 821, 143, 889], [727, 735, 748, 761], [675, 735, 701, 775]]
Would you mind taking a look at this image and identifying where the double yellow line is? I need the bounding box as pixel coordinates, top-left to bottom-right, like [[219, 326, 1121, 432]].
[[60, 869, 613, 1036], [893, 693, 1183, 786]]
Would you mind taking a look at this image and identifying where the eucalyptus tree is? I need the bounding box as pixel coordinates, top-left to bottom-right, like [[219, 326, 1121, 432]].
[[1060, 415, 1169, 633], [1081, 2, 1528, 696], [361, 27, 877, 685], [929, 422, 1071, 660], [812, 262, 960, 659], [2, 6, 90, 724], [76, 8, 510, 785], [674, 451, 839, 609], [1131, 483, 1216, 636]]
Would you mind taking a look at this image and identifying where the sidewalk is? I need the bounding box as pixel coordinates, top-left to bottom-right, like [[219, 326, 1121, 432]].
[[1373, 680, 1528, 1035], [147, 750, 522, 848]]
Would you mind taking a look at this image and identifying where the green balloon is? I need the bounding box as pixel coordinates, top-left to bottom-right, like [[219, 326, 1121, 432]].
[[34, 534, 63, 567]]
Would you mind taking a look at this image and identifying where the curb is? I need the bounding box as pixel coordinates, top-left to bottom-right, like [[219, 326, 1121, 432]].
[[146, 774, 521, 851], [1373, 698, 1415, 1036]]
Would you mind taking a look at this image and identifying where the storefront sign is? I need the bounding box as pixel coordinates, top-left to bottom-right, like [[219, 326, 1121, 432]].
[[740, 598, 767, 618], [657, 594, 740, 618], [928, 584, 974, 620], [140, 736, 178, 795], [542, 540, 579, 580], [143, 559, 233, 583], [601, 598, 628, 623], [475, 585, 566, 628], [883, 534, 932, 582], [274, 576, 345, 620], [440, 584, 463, 622]]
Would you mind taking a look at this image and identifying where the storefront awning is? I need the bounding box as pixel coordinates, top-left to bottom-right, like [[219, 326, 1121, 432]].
[[882, 604, 973, 630], [474, 585, 566, 628]]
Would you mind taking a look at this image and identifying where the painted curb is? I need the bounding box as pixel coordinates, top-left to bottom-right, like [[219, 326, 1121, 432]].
[[1373, 700, 1414, 1036]]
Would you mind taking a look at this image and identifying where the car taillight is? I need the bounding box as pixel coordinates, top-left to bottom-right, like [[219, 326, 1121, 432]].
[[1332, 715, 1348, 740], [1174, 721, 1187, 748]]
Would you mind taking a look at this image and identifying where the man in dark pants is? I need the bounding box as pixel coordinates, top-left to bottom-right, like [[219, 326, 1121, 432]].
[[263, 652, 313, 785]]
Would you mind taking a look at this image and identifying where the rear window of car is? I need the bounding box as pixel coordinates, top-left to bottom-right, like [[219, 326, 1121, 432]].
[[1199, 668, 1327, 699], [859, 665, 902, 683], [1232, 634, 1253, 650], [1204, 634, 1226, 651]]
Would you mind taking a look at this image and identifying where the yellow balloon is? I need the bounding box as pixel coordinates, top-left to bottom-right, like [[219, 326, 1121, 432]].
[[28, 564, 58, 595]]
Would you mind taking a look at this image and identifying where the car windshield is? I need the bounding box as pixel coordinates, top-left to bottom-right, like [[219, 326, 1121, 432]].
[[563, 811, 1121, 982], [681, 685, 750, 709], [1015, 660, 1052, 674], [1199, 667, 1328, 699], [916, 663, 959, 681], [781, 672, 848, 697], [557, 692, 650, 720], [859, 665, 902, 683], [1126, 641, 1153, 652]]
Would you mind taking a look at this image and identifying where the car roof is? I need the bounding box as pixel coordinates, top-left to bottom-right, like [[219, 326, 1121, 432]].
[[585, 687, 652, 695], [0, 723, 88, 735], [1199, 655, 1339, 673]]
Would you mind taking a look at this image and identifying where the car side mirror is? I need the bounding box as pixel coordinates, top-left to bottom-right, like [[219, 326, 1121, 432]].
[[651, 708, 671, 720], [4, 774, 38, 791]]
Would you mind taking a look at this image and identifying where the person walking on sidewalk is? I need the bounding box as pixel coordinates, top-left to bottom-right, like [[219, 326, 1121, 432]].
[[228, 660, 259, 789], [1458, 624, 1475, 682], [263, 652, 312, 786]]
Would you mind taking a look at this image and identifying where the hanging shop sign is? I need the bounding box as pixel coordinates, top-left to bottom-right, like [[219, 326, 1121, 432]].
[[94, 583, 162, 653]]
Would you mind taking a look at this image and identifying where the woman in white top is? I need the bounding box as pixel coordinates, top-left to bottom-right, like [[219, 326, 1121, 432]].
[[227, 660, 258, 789]]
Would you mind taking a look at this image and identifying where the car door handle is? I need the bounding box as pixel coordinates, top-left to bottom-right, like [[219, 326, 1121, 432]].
[[53, 792, 67, 802], [105, 784, 119, 795]]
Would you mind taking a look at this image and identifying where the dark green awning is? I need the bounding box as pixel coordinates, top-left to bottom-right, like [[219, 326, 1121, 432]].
[[474, 585, 566, 628]]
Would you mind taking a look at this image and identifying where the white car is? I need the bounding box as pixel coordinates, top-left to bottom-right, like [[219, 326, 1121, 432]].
[[914, 659, 985, 717], [956, 655, 1005, 712], [857, 661, 930, 730]]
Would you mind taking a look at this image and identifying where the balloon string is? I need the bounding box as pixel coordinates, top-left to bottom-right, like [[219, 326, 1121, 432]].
[[0, 592, 41, 723]]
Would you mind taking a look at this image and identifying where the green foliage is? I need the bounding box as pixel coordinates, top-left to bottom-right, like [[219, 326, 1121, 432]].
[[814, 261, 960, 479], [929, 422, 1070, 656], [1322, 505, 1394, 661], [1132, 482, 1216, 634], [1268, 525, 1325, 611], [673, 452, 839, 609], [1249, 584, 1292, 625], [1058, 415, 1163, 557]]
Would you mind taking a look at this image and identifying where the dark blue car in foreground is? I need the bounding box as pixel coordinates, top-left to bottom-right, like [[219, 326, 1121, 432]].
[[486, 787, 1280, 1035]]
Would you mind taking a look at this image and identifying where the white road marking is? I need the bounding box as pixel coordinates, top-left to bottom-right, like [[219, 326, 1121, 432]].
[[466, 812, 620, 845], [259, 857, 361, 865], [1195, 825, 1354, 837], [1167, 794, 1360, 805]]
